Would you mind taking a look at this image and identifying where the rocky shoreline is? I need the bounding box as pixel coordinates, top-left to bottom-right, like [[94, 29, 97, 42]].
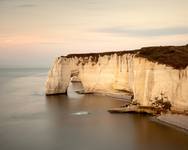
[[108, 100, 188, 131], [76, 90, 133, 101], [156, 114, 188, 131]]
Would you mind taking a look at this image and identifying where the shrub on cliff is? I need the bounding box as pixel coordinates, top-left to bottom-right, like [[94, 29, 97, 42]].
[[151, 95, 172, 112]]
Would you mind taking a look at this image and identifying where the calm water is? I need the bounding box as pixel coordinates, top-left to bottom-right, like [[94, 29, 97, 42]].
[[0, 68, 188, 150]]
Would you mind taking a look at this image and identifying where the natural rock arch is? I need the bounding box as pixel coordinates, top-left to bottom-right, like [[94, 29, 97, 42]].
[[45, 51, 188, 109]]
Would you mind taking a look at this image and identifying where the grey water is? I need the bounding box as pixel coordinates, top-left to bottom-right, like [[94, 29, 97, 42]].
[[0, 68, 188, 150]]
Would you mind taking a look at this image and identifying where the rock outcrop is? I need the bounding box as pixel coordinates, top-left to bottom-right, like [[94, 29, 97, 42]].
[[46, 45, 188, 110]]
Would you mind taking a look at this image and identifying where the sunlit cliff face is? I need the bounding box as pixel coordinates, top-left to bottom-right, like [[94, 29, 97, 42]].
[[46, 45, 188, 109]]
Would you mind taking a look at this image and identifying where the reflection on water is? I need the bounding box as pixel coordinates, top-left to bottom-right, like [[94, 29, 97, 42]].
[[71, 111, 90, 115], [0, 69, 188, 150]]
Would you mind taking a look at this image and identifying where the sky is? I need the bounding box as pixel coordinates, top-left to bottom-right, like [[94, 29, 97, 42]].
[[0, 0, 188, 68]]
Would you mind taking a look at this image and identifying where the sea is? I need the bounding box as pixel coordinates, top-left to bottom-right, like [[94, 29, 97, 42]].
[[0, 68, 188, 150]]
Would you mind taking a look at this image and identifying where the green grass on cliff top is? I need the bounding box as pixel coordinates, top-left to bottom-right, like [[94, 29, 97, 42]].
[[66, 44, 188, 69], [138, 44, 188, 69]]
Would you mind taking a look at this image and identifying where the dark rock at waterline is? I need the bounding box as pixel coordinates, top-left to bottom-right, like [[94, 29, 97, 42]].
[[108, 105, 159, 115]]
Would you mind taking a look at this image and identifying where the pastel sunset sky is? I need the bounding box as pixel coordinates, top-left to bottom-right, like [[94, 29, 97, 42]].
[[0, 0, 188, 67]]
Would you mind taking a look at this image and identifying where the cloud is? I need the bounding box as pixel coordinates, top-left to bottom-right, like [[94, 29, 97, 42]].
[[17, 4, 36, 8], [94, 26, 188, 37]]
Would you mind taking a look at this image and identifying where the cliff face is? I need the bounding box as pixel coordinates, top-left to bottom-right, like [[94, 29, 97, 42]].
[[46, 45, 188, 109]]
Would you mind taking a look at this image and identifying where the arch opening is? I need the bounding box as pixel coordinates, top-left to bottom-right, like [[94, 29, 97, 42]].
[[67, 70, 84, 98]]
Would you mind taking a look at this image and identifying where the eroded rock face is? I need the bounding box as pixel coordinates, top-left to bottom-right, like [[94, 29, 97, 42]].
[[45, 52, 188, 110]]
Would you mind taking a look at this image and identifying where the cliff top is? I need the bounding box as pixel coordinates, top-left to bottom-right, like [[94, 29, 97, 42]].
[[65, 44, 188, 69], [138, 44, 188, 69]]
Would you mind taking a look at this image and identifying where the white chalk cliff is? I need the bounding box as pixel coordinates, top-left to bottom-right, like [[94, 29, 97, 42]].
[[46, 45, 188, 110]]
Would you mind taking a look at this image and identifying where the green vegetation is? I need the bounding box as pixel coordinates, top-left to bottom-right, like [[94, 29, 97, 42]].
[[137, 45, 188, 69], [64, 44, 188, 69]]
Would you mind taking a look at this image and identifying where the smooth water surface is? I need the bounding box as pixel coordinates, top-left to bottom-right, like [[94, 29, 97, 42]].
[[0, 68, 188, 150]]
